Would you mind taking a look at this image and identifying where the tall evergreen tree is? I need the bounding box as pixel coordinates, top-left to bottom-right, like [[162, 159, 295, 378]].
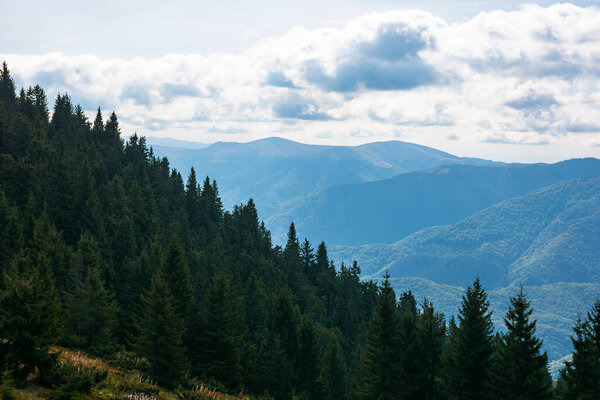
[[556, 299, 600, 400], [297, 315, 325, 400], [67, 235, 118, 356], [442, 278, 494, 400], [489, 287, 552, 400], [0, 62, 16, 113], [0, 254, 60, 384], [412, 299, 445, 400], [322, 330, 347, 400], [196, 271, 244, 392], [355, 272, 401, 400], [162, 233, 193, 319], [135, 271, 188, 388]]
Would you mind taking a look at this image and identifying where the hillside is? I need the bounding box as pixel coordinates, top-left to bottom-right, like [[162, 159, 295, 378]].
[[330, 177, 600, 288], [150, 137, 496, 218], [9, 348, 248, 400], [329, 177, 600, 366], [268, 159, 600, 245]]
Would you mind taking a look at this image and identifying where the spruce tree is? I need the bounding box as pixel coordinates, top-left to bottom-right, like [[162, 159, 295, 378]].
[[0, 193, 22, 268], [489, 287, 552, 400], [355, 272, 401, 400], [0, 62, 16, 114], [297, 315, 325, 400], [135, 271, 188, 388], [196, 271, 244, 392], [322, 330, 347, 400], [162, 233, 193, 319], [413, 299, 445, 400], [0, 254, 61, 384], [556, 299, 600, 399], [67, 235, 118, 356], [443, 278, 494, 400]]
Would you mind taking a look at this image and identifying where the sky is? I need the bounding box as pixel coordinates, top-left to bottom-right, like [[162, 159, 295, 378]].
[[2, 0, 600, 162]]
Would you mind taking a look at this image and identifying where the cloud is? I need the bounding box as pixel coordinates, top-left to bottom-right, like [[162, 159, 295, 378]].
[[1, 3, 600, 161], [265, 71, 297, 88], [304, 58, 438, 92], [505, 93, 557, 110], [272, 94, 332, 121], [358, 24, 430, 61], [481, 133, 550, 145]]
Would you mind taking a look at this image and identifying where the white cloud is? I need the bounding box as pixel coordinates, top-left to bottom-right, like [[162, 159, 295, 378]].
[[2, 3, 600, 162]]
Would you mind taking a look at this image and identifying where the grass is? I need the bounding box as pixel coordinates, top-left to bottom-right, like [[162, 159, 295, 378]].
[[12, 348, 252, 400]]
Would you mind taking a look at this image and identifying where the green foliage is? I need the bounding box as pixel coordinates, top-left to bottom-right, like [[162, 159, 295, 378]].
[[135, 271, 189, 388], [442, 278, 494, 400], [0, 62, 567, 399], [355, 272, 401, 400], [555, 299, 600, 399], [66, 235, 118, 355], [194, 271, 243, 392], [489, 287, 552, 400], [0, 369, 17, 400], [0, 254, 61, 384]]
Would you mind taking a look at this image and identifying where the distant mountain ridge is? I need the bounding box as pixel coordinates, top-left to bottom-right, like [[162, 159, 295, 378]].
[[267, 158, 600, 245], [150, 137, 498, 219]]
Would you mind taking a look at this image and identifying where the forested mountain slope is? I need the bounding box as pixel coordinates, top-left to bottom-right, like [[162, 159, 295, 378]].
[[0, 62, 379, 399], [330, 177, 600, 288], [330, 177, 600, 366], [268, 159, 600, 245], [2, 62, 599, 399]]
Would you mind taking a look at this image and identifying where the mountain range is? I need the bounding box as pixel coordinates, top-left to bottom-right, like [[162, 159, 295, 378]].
[[329, 177, 600, 367], [150, 136, 600, 370], [150, 137, 496, 219], [266, 158, 600, 245]]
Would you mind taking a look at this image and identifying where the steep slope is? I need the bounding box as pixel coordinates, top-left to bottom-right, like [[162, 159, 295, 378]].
[[268, 158, 600, 245], [330, 176, 600, 289], [150, 137, 496, 217]]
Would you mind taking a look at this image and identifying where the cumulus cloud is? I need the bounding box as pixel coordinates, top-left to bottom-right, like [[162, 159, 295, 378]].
[[2, 3, 600, 161]]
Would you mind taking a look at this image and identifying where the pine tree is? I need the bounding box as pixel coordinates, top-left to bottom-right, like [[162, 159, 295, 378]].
[[297, 315, 325, 400], [185, 167, 202, 230], [196, 271, 244, 392], [67, 235, 118, 356], [397, 300, 419, 399], [300, 238, 315, 274], [355, 272, 401, 400], [489, 287, 552, 400], [0, 254, 61, 384], [0, 193, 23, 268], [413, 299, 445, 400], [322, 330, 347, 400], [31, 211, 73, 293], [0, 62, 16, 114], [443, 278, 494, 400], [556, 299, 600, 400], [135, 271, 188, 388], [162, 233, 193, 319]]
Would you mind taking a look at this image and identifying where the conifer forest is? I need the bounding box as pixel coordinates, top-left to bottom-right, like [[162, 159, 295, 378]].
[[0, 60, 599, 400]]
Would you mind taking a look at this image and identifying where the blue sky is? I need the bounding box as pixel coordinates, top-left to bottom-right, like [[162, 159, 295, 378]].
[[2, 1, 600, 161]]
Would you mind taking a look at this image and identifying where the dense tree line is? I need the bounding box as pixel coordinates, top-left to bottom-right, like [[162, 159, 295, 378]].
[[0, 62, 599, 399]]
